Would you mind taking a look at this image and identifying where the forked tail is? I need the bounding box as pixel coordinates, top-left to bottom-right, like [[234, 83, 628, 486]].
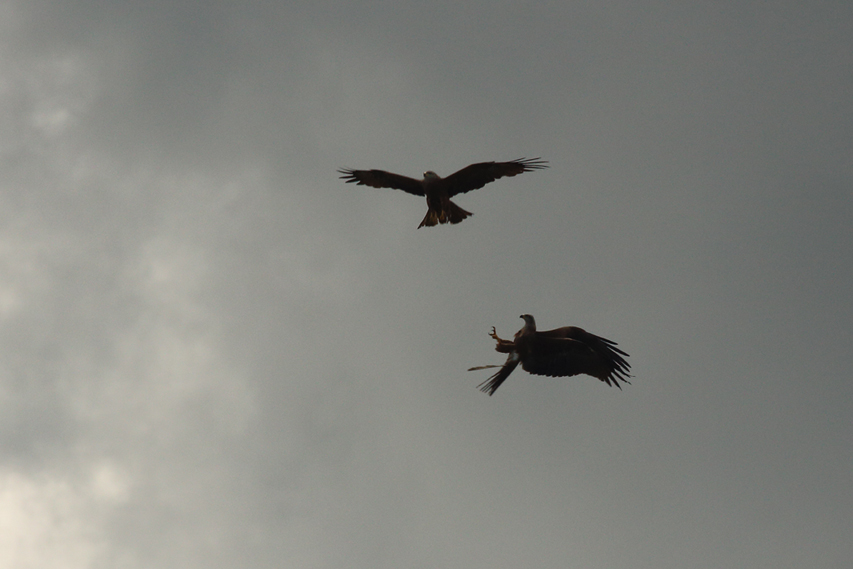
[[418, 199, 472, 228]]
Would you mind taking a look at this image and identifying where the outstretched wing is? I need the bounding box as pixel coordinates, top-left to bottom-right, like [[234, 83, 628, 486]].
[[470, 353, 521, 396], [338, 168, 425, 196], [521, 337, 600, 377], [521, 336, 631, 389], [442, 158, 548, 197]]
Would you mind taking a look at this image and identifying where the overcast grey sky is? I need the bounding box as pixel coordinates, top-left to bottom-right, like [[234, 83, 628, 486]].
[[2, 1, 851, 567]]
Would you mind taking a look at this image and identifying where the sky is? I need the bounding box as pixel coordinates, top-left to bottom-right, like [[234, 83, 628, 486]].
[[1, 1, 852, 567]]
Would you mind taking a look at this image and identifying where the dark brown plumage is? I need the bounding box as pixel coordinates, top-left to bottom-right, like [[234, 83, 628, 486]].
[[469, 314, 631, 396], [338, 158, 547, 228]]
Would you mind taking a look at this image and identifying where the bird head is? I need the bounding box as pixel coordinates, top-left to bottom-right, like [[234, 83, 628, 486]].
[[519, 314, 537, 332], [422, 170, 440, 180]]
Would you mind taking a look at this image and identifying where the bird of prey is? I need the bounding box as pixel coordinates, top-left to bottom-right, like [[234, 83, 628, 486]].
[[469, 314, 631, 396], [338, 158, 548, 228]]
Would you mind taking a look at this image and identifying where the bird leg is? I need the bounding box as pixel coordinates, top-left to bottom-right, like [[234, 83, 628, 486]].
[[489, 327, 516, 354]]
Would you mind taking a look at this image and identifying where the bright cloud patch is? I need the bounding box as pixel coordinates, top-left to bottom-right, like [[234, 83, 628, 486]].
[[0, 463, 130, 569]]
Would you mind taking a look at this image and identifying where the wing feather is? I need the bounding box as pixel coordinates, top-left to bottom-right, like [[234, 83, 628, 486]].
[[520, 337, 598, 377], [338, 168, 425, 196], [522, 336, 632, 389], [442, 158, 548, 197], [471, 353, 520, 396]]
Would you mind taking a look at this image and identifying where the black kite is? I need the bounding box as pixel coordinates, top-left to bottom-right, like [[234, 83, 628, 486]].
[[338, 158, 547, 228]]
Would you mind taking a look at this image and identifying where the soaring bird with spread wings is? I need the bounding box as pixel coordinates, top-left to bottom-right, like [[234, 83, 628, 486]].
[[469, 314, 631, 396], [338, 158, 548, 228]]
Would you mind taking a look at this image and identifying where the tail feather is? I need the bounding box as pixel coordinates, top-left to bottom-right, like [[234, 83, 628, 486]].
[[418, 209, 440, 228], [446, 199, 472, 224], [418, 199, 472, 228]]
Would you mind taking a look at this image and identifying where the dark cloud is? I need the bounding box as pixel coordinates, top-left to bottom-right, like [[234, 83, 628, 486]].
[[1, 1, 852, 567]]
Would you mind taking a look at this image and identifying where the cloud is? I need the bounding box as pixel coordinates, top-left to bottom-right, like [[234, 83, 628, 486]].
[[2, 1, 852, 568], [0, 462, 129, 569]]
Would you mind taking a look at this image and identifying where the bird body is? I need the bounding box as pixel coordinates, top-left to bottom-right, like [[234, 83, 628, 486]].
[[470, 314, 631, 396], [338, 158, 547, 228]]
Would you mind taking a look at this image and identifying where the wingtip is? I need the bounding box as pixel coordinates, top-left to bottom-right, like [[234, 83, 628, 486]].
[[516, 157, 549, 170], [338, 169, 366, 185], [476, 379, 499, 396]]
